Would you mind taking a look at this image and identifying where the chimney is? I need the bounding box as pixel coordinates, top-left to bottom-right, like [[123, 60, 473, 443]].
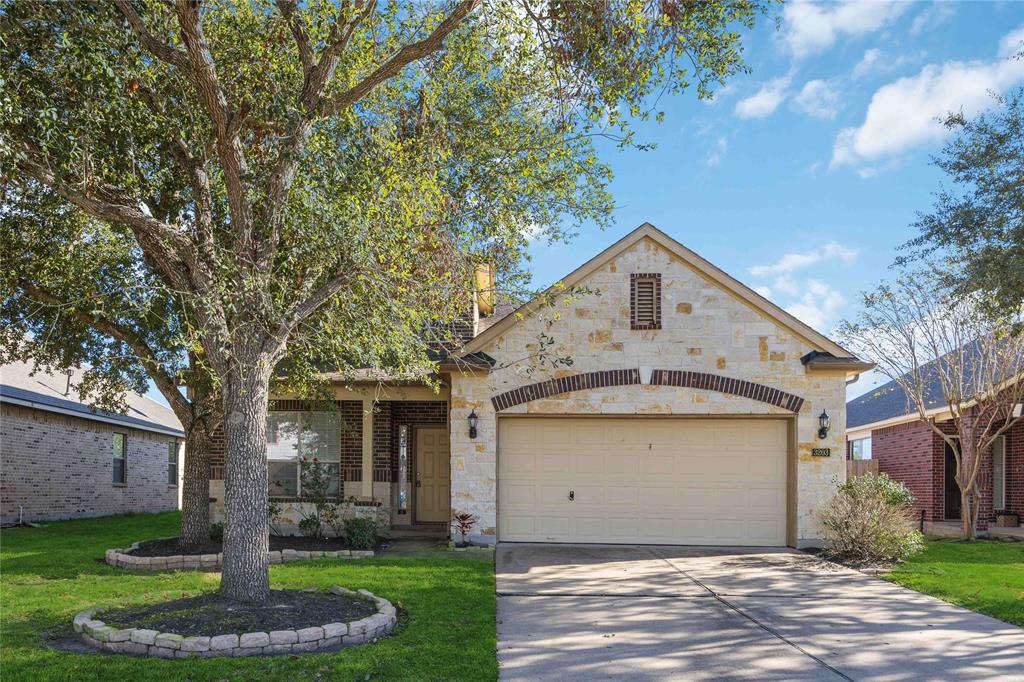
[[473, 262, 495, 318]]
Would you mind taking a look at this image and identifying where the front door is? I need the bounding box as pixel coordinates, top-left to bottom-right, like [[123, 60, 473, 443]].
[[944, 442, 961, 520], [416, 428, 451, 523]]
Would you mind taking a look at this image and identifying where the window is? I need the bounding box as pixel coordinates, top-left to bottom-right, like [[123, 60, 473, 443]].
[[266, 411, 341, 497], [630, 273, 661, 330], [851, 437, 872, 460], [167, 441, 179, 485], [112, 433, 127, 484], [993, 436, 1006, 511]]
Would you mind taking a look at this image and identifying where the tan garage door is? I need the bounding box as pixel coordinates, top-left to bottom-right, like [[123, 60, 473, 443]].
[[498, 417, 788, 545]]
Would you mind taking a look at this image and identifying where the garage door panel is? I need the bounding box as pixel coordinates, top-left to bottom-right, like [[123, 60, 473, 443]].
[[499, 418, 788, 546]]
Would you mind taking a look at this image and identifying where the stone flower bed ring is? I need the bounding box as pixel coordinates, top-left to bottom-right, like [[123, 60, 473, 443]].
[[106, 538, 374, 571], [73, 587, 397, 658]]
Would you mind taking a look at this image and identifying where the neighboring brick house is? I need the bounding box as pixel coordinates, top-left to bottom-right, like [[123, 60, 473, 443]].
[[1, 360, 184, 523], [846, 369, 1023, 532], [209, 224, 872, 547]]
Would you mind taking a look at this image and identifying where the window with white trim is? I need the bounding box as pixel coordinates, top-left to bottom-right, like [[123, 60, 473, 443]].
[[113, 433, 127, 484], [850, 437, 872, 460], [993, 436, 1006, 512], [266, 411, 341, 497], [167, 441, 179, 485]]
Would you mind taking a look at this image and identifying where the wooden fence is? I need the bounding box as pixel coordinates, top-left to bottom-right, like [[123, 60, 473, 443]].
[[847, 459, 879, 478]]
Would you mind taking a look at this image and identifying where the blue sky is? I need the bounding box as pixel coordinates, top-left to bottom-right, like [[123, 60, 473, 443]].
[[524, 0, 1024, 400]]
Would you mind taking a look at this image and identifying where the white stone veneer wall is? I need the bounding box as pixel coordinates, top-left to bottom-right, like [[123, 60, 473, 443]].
[[449, 236, 848, 546]]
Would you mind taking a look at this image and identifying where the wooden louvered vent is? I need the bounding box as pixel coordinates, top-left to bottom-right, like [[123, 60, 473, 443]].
[[630, 273, 662, 330]]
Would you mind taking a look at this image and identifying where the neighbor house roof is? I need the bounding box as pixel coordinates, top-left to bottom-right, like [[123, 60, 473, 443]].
[[845, 340, 1022, 431], [459, 223, 865, 366], [0, 359, 183, 437]]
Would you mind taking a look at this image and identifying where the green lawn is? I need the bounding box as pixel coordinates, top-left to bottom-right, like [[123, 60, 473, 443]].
[[1, 512, 497, 681], [886, 539, 1024, 627]]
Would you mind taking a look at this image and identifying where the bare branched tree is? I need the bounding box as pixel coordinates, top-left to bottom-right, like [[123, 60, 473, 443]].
[[838, 267, 1024, 538]]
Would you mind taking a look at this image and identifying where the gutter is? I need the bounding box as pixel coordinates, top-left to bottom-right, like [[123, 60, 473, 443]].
[[0, 395, 184, 438]]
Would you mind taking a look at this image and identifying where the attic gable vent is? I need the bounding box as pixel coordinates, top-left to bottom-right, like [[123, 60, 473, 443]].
[[630, 273, 661, 330]]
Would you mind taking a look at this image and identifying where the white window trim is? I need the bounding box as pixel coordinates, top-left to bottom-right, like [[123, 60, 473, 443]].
[[266, 411, 341, 498], [992, 436, 1006, 512]]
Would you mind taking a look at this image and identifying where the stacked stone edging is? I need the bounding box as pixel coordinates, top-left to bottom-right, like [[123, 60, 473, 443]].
[[106, 538, 374, 570], [74, 586, 396, 658]]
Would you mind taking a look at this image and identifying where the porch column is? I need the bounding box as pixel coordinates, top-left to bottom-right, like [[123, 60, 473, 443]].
[[361, 396, 374, 498]]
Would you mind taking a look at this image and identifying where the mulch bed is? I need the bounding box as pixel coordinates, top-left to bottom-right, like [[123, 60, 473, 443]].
[[129, 536, 364, 557], [99, 590, 378, 636], [801, 547, 893, 574]]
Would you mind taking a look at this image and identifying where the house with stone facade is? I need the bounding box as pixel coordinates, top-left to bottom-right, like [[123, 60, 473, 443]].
[[208, 224, 873, 547], [847, 370, 1023, 535], [1, 359, 184, 523]]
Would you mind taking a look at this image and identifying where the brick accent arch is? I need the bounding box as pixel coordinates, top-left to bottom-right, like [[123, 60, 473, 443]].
[[491, 369, 640, 411], [490, 368, 804, 412], [649, 370, 804, 412]]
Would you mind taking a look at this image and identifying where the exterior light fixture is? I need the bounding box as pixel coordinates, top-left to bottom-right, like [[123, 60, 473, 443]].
[[468, 409, 479, 439], [817, 410, 831, 440]]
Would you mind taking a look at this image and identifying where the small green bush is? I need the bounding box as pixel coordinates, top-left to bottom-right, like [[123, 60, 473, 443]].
[[298, 516, 321, 538], [820, 472, 924, 563], [209, 521, 224, 542], [343, 517, 378, 550]]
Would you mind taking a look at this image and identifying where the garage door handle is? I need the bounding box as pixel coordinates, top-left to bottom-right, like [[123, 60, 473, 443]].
[[568, 490, 574, 501]]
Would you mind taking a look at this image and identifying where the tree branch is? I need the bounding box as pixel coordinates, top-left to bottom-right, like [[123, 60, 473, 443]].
[[320, 0, 477, 117], [113, 0, 191, 70], [277, 0, 315, 74], [174, 0, 254, 273], [19, 281, 193, 420]]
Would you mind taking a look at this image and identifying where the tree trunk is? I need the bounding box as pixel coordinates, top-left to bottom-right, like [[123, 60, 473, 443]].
[[178, 420, 212, 550], [960, 488, 976, 540], [219, 362, 272, 603]]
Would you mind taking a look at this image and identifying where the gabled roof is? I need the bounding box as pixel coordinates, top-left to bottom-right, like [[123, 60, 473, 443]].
[[0, 360, 183, 437], [460, 223, 858, 360]]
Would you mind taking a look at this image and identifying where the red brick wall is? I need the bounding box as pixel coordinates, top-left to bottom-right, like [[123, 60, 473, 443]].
[[872, 420, 943, 522], [1006, 420, 1024, 516], [0, 403, 179, 522]]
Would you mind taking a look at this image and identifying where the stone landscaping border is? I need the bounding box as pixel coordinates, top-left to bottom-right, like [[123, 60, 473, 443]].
[[74, 586, 396, 658], [106, 538, 374, 570]]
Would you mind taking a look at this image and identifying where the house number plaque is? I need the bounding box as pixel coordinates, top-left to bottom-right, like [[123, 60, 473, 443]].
[[811, 448, 831, 457]]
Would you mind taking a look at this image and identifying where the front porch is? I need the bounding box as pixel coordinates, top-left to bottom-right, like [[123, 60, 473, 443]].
[[207, 383, 453, 538], [924, 520, 1024, 540]]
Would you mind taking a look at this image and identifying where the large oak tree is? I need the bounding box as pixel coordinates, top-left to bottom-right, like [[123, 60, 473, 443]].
[[2, 0, 766, 602]]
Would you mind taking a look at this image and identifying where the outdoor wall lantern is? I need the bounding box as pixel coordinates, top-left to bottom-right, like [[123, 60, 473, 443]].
[[468, 409, 479, 439], [817, 410, 831, 440]]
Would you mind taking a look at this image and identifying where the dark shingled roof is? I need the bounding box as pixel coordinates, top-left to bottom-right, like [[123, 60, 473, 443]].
[[1, 360, 183, 436], [846, 341, 996, 429]]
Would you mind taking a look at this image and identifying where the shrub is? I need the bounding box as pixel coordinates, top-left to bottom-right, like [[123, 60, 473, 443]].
[[268, 500, 284, 537], [819, 472, 924, 563], [343, 517, 378, 550], [209, 522, 224, 542], [297, 516, 321, 538], [451, 511, 478, 547]]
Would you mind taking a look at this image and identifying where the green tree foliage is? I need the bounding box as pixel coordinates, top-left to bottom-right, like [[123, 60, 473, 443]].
[[1, 0, 767, 602], [903, 88, 1024, 314]]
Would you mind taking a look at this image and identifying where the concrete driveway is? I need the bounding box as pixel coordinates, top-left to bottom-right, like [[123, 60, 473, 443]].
[[496, 544, 1024, 681]]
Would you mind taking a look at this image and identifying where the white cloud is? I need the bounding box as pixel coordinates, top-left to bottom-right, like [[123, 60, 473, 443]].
[[832, 26, 1024, 168], [749, 242, 859, 277], [753, 285, 773, 299], [781, 1, 909, 59], [793, 79, 843, 120], [705, 137, 728, 167], [852, 47, 926, 80], [785, 280, 845, 331], [852, 48, 883, 79], [911, 2, 957, 36], [734, 74, 792, 119]]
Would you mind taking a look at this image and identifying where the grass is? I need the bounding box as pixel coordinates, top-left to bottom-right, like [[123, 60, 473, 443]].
[[885, 538, 1024, 627], [1, 512, 497, 681]]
